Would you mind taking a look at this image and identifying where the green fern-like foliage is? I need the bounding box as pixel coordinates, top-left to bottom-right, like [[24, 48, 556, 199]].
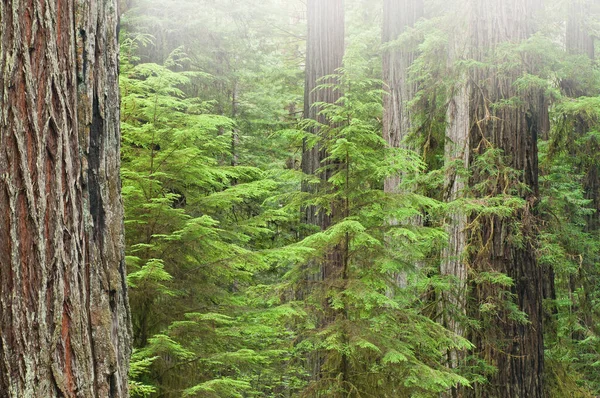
[[120, 36, 304, 396], [282, 53, 473, 395]]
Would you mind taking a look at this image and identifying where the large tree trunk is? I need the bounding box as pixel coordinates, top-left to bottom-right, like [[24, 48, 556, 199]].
[[301, 0, 345, 386], [302, 0, 345, 222], [464, 0, 545, 396], [441, 54, 470, 380], [0, 1, 131, 397]]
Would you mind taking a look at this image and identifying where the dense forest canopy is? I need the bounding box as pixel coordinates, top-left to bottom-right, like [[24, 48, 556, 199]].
[[119, 0, 600, 396]]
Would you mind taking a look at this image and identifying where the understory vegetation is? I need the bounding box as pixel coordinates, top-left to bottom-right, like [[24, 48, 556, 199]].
[[119, 0, 600, 396]]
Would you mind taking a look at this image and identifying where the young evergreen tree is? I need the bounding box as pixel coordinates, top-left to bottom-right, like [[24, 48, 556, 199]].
[[0, 1, 131, 396]]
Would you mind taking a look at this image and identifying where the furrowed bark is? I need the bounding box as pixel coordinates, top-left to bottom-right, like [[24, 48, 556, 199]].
[[382, 0, 423, 193], [441, 42, 470, 379], [463, 0, 545, 396], [0, 1, 131, 397]]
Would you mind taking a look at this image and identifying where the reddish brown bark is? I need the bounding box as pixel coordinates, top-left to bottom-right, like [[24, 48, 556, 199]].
[[0, 1, 131, 397], [462, 0, 545, 397]]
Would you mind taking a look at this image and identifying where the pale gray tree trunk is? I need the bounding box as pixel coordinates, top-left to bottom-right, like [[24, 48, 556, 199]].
[[0, 1, 131, 397], [382, 0, 423, 288], [300, 0, 345, 386], [382, 0, 423, 193], [439, 13, 472, 396]]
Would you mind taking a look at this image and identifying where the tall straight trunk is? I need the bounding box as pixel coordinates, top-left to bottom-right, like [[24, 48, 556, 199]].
[[565, 0, 599, 333], [382, 0, 423, 193], [0, 1, 131, 397], [566, 0, 597, 229], [301, 0, 345, 386], [301, 0, 346, 283], [382, 0, 423, 289], [465, 0, 545, 396], [302, 0, 345, 224], [441, 55, 470, 376]]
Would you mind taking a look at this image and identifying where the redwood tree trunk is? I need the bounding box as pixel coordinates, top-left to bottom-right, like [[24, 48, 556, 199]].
[[301, 0, 345, 285], [567, 0, 595, 60], [565, 0, 599, 335], [302, 0, 345, 227], [301, 0, 345, 385], [382, 0, 423, 289], [465, 0, 545, 396], [441, 64, 470, 384], [382, 0, 423, 193], [0, 1, 131, 397]]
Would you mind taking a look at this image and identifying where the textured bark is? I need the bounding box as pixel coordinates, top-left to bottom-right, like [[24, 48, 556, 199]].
[[301, 0, 345, 279], [441, 78, 470, 371], [0, 1, 131, 397], [302, 0, 345, 226], [464, 0, 545, 397]]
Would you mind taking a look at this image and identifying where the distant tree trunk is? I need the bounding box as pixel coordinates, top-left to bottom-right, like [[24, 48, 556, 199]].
[[0, 1, 131, 397], [382, 0, 423, 192], [302, 0, 345, 217], [567, 0, 595, 60], [382, 0, 423, 288], [301, 0, 345, 385], [564, 0, 599, 334], [566, 0, 598, 229], [464, 0, 545, 396], [231, 79, 240, 167]]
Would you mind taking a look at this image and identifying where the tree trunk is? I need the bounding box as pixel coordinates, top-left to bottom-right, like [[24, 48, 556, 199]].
[[464, 0, 545, 396], [302, 0, 345, 225], [567, 0, 595, 60], [301, 0, 345, 386], [382, 0, 424, 289], [0, 1, 131, 397], [382, 0, 423, 193], [441, 61, 470, 378], [565, 0, 599, 335]]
